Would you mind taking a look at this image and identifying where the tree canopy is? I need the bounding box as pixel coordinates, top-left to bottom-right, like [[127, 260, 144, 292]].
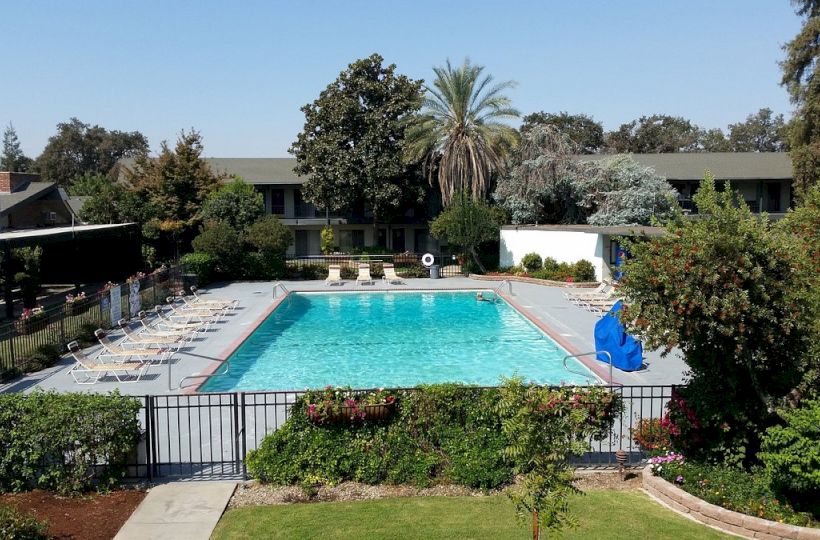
[[290, 54, 425, 225], [405, 58, 519, 204], [201, 177, 264, 232], [429, 193, 500, 272], [521, 111, 604, 154], [604, 115, 701, 153], [494, 125, 594, 224], [581, 155, 678, 226], [728, 108, 789, 152], [619, 176, 817, 464], [1, 123, 34, 172], [781, 0, 820, 195], [35, 117, 148, 186]]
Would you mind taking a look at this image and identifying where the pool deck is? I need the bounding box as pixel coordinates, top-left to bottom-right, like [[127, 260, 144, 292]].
[[0, 277, 687, 396]]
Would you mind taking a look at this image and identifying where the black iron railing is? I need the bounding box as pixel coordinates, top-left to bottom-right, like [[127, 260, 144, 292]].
[[122, 385, 677, 480], [285, 254, 466, 279], [0, 265, 187, 379]]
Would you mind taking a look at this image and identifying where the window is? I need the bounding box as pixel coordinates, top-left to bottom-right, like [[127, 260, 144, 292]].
[[339, 229, 365, 250], [294, 189, 318, 218], [270, 189, 285, 215]]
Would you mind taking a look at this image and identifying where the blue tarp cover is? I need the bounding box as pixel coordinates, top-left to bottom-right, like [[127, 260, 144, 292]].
[[594, 300, 643, 372]]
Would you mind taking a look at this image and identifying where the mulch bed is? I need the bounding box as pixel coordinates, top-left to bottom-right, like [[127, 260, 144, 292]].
[[0, 489, 146, 540]]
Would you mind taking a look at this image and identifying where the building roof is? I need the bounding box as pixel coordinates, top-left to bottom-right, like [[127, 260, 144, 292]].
[[117, 157, 303, 185], [0, 223, 137, 247], [579, 152, 792, 181], [0, 182, 58, 216], [501, 224, 665, 236]]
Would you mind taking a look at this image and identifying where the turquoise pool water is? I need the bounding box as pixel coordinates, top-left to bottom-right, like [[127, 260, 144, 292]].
[[199, 291, 598, 392]]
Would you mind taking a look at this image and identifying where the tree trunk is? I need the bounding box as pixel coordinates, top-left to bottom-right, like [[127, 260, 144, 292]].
[[532, 511, 539, 540], [469, 246, 486, 274]]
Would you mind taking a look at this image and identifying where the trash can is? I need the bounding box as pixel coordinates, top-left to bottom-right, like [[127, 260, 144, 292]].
[[429, 265, 440, 279]]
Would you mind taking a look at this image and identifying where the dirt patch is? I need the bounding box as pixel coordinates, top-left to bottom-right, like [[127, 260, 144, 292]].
[[231, 471, 642, 508], [0, 489, 146, 540]]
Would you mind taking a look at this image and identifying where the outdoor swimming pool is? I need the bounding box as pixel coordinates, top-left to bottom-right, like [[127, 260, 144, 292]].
[[199, 291, 598, 392]]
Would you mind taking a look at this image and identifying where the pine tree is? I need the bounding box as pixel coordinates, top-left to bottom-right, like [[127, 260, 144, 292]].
[[0, 123, 32, 172]]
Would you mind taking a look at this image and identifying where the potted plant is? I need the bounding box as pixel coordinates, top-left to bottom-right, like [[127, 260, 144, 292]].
[[65, 291, 89, 315], [15, 306, 46, 334], [305, 386, 397, 424]]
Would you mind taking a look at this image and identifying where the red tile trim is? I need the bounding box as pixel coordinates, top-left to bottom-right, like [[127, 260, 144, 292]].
[[498, 292, 617, 385], [186, 294, 287, 394]]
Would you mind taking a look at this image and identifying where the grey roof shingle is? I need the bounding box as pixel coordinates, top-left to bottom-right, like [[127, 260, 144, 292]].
[[579, 152, 792, 180], [118, 157, 303, 185], [0, 182, 58, 216]]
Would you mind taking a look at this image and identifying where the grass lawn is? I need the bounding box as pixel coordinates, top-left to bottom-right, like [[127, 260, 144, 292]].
[[212, 490, 731, 539]]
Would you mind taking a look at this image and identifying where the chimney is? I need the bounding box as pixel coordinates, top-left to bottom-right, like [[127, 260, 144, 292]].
[[0, 172, 39, 193]]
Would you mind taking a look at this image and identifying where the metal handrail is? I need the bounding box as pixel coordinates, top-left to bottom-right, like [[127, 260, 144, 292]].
[[272, 282, 290, 299], [176, 360, 231, 391], [491, 279, 511, 302], [563, 351, 614, 385]]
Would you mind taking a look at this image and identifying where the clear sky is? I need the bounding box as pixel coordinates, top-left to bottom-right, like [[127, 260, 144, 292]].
[[2, 0, 803, 158]]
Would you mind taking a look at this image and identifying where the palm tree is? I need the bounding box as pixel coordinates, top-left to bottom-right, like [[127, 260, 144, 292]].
[[405, 59, 519, 205]]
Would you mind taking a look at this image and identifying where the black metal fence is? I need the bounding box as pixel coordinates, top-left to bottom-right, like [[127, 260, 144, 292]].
[[285, 253, 466, 279], [127, 385, 676, 480], [0, 266, 187, 379]]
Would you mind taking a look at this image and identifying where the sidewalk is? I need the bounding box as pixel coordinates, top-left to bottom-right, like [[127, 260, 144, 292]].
[[114, 481, 236, 540]]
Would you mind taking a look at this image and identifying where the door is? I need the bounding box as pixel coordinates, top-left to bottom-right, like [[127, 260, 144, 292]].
[[391, 228, 405, 252], [295, 230, 310, 256], [767, 183, 781, 212]]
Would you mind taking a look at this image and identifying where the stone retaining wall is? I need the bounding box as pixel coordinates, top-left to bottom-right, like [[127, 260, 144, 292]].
[[642, 466, 820, 540]]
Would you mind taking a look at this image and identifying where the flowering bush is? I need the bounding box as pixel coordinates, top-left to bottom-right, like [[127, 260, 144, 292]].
[[127, 272, 145, 283], [100, 281, 118, 293], [304, 386, 396, 424], [632, 417, 672, 454], [65, 291, 87, 303], [19, 306, 44, 321], [652, 460, 817, 527]]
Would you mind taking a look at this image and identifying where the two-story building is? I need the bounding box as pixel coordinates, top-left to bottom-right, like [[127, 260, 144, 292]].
[[194, 158, 441, 257], [582, 152, 793, 217]]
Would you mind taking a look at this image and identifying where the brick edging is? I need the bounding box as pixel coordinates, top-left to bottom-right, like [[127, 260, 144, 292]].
[[642, 466, 820, 539], [468, 274, 600, 288]]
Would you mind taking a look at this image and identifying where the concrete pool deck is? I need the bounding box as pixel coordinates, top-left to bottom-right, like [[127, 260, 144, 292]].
[[0, 277, 687, 396]]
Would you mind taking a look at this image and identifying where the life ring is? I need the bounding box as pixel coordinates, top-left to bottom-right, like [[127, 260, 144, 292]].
[[421, 253, 435, 267]]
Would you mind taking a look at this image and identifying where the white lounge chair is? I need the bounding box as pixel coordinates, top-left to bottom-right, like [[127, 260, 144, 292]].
[[138, 310, 206, 334], [67, 341, 150, 384], [166, 297, 224, 323], [95, 329, 176, 363], [118, 319, 192, 345], [356, 264, 374, 286], [151, 306, 210, 330], [326, 264, 343, 286], [381, 263, 404, 285], [189, 286, 236, 308], [563, 281, 612, 301]]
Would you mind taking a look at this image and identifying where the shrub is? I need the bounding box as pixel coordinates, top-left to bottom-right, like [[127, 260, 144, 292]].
[[201, 177, 264, 232], [246, 216, 293, 256], [0, 505, 47, 539], [542, 257, 560, 273], [26, 343, 63, 372], [0, 391, 141, 494], [181, 252, 217, 285], [520, 252, 542, 272], [191, 221, 243, 275], [396, 263, 428, 278], [286, 263, 326, 280], [241, 252, 286, 280], [246, 384, 621, 494], [759, 400, 820, 496], [651, 459, 817, 527], [632, 418, 672, 454], [320, 227, 335, 255], [572, 260, 596, 281]]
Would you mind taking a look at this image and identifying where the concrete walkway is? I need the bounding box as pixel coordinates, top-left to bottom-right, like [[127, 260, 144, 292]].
[[114, 481, 236, 540]]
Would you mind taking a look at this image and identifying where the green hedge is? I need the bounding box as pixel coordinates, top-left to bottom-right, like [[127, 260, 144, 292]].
[[246, 384, 619, 491], [0, 391, 141, 494]]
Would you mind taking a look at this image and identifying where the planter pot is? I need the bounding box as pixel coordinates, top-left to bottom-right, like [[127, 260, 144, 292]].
[[16, 317, 46, 335], [308, 402, 395, 424], [65, 300, 90, 316]]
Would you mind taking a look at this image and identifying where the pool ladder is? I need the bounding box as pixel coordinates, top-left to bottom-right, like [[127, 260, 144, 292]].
[[491, 280, 511, 302], [272, 282, 293, 306], [563, 351, 614, 385]]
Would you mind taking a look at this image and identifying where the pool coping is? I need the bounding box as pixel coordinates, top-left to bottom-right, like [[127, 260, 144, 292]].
[[189, 286, 616, 393]]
